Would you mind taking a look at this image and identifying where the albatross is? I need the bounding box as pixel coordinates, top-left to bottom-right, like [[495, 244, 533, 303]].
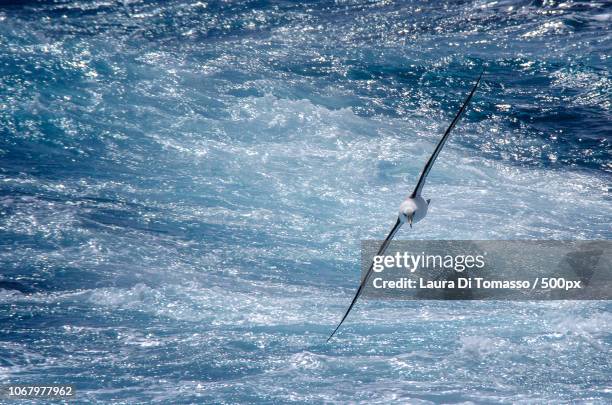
[[328, 70, 484, 341]]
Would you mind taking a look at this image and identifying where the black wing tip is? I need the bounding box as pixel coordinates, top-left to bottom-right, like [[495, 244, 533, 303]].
[[327, 326, 340, 342]]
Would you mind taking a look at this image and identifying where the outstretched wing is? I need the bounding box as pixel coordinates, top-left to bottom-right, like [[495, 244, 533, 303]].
[[411, 70, 484, 198], [327, 217, 403, 342]]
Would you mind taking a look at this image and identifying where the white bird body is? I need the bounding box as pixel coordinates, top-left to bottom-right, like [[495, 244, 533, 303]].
[[399, 195, 429, 226], [327, 70, 485, 341]]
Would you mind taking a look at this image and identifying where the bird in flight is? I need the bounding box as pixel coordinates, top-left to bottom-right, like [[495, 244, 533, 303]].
[[328, 70, 484, 341]]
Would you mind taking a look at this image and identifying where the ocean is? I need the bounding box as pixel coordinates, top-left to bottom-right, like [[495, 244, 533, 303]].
[[0, 0, 610, 403]]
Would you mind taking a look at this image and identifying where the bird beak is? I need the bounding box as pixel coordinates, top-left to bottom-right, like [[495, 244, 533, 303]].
[[409, 215, 413, 228]]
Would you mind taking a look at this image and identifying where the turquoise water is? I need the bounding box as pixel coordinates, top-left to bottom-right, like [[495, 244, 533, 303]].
[[0, 0, 610, 403]]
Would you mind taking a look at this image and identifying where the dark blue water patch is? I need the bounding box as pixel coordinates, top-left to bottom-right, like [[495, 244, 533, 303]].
[[0, 280, 33, 293], [0, 229, 69, 253], [0, 261, 107, 292], [0, 0, 306, 44]]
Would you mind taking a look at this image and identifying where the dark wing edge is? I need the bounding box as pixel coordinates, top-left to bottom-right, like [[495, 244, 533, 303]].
[[327, 217, 403, 342], [410, 69, 484, 198]]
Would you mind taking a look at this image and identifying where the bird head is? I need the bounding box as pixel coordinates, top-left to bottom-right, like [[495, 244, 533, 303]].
[[399, 197, 430, 227], [399, 200, 417, 227]]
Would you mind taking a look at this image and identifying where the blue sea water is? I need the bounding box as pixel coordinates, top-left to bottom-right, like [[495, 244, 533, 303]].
[[0, 0, 611, 403]]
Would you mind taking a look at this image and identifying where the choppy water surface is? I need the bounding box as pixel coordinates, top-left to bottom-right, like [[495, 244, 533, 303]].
[[0, 0, 611, 403]]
